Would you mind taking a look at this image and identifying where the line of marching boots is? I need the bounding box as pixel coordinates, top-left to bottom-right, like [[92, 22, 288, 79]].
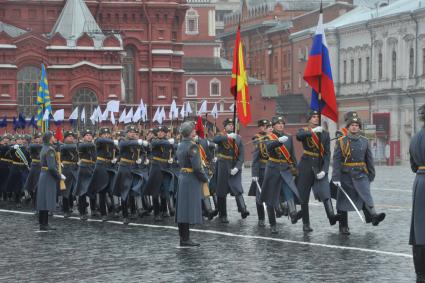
[[201, 194, 250, 223]]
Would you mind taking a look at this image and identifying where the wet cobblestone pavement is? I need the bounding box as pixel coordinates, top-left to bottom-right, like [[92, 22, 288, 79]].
[[0, 166, 416, 282]]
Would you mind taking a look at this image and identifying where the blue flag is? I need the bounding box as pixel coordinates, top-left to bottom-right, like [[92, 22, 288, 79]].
[[18, 113, 26, 129], [0, 116, 6, 128], [13, 117, 19, 131], [36, 64, 52, 131], [29, 116, 38, 129]]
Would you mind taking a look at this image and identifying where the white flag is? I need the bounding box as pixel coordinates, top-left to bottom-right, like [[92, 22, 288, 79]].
[[211, 103, 218, 119], [229, 103, 235, 112], [53, 109, 64, 122], [161, 106, 166, 120], [106, 100, 120, 113], [90, 106, 101, 124], [186, 102, 192, 115], [42, 109, 50, 121], [142, 103, 148, 122], [170, 100, 178, 119], [153, 107, 160, 123], [119, 108, 127, 123], [101, 108, 109, 122], [157, 107, 165, 125], [110, 111, 116, 125], [198, 100, 207, 115], [180, 103, 186, 119], [133, 105, 142, 123], [69, 107, 79, 120], [124, 107, 133, 124], [81, 108, 86, 123]]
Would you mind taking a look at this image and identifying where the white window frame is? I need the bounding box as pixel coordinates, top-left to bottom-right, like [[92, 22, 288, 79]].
[[185, 8, 199, 35], [186, 78, 197, 97], [209, 78, 221, 97]]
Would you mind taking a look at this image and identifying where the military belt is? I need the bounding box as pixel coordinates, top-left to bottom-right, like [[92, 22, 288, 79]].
[[0, 158, 12, 163], [181, 168, 194, 173], [342, 162, 366, 167], [41, 167, 48, 171], [31, 159, 41, 163], [153, 156, 168, 163], [12, 161, 25, 166], [120, 157, 135, 165], [62, 161, 77, 165], [418, 166, 425, 170], [217, 153, 233, 160], [96, 157, 111, 163], [303, 150, 320, 158], [268, 157, 288, 164], [259, 159, 268, 164], [80, 158, 95, 164]]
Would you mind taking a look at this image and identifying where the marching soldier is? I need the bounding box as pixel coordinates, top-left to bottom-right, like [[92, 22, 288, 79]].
[[0, 134, 12, 201], [212, 118, 249, 223], [74, 129, 96, 220], [144, 126, 175, 221], [176, 121, 209, 246], [37, 131, 65, 231], [23, 132, 43, 206], [409, 104, 425, 282], [250, 119, 272, 227], [60, 130, 78, 218], [260, 116, 302, 234], [88, 127, 116, 221], [112, 125, 147, 224], [332, 114, 385, 235], [296, 111, 341, 232]]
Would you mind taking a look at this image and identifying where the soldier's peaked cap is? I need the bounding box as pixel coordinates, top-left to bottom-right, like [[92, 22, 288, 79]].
[[271, 116, 285, 125], [223, 118, 234, 127], [257, 119, 271, 127], [99, 127, 111, 135], [125, 125, 138, 133], [81, 129, 93, 137]]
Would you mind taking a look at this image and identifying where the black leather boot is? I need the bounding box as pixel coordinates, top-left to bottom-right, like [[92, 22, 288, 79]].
[[366, 206, 385, 226], [179, 223, 199, 247], [235, 194, 250, 219], [217, 197, 229, 223], [167, 196, 175, 217], [256, 203, 265, 226], [324, 198, 342, 226], [413, 246, 425, 282], [301, 203, 313, 232], [338, 210, 350, 235], [202, 197, 215, 220], [288, 199, 302, 224], [266, 206, 278, 234]]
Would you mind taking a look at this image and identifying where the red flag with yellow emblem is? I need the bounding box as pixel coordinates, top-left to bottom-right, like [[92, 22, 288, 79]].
[[230, 26, 251, 126]]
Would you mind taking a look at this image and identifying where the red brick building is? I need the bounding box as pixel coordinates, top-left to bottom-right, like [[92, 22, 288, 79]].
[[0, 0, 188, 130]]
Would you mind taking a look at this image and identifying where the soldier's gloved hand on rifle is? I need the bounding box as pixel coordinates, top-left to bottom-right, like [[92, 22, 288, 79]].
[[316, 171, 326, 180], [312, 126, 323, 133], [144, 159, 149, 165], [252, 176, 258, 182], [113, 140, 119, 146], [278, 136, 288, 143], [227, 133, 237, 140], [193, 135, 199, 142], [142, 140, 149, 147], [61, 174, 66, 181], [137, 139, 144, 146], [168, 138, 175, 145], [168, 158, 174, 164], [333, 181, 342, 187], [136, 158, 142, 164], [230, 167, 239, 176], [13, 144, 19, 150], [111, 158, 117, 164], [212, 157, 217, 163]]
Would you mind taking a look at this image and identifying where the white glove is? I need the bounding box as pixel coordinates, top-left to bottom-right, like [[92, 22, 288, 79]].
[[316, 171, 326, 180], [111, 158, 117, 164], [278, 136, 288, 143], [333, 181, 341, 187], [142, 140, 149, 147], [252, 176, 258, 182], [168, 138, 175, 145], [312, 126, 323, 133], [144, 159, 150, 165], [168, 158, 174, 164], [113, 140, 119, 146], [230, 167, 239, 176], [212, 157, 217, 163], [13, 144, 19, 149], [61, 174, 66, 181], [136, 158, 142, 164], [227, 133, 237, 140], [137, 139, 144, 146], [193, 135, 199, 142]]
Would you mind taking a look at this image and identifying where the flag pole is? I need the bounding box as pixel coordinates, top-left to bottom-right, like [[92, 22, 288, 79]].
[[232, 12, 242, 166], [318, 0, 323, 172]]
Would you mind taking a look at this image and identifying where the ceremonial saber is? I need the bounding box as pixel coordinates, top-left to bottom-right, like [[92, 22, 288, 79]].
[[336, 183, 365, 223], [255, 180, 265, 208]]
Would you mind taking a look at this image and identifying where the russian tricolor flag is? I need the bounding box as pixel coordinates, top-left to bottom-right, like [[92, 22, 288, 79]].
[[303, 8, 338, 123]]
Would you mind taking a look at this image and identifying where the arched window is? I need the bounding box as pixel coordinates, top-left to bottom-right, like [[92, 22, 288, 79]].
[[210, 78, 221, 96], [123, 46, 135, 103], [72, 88, 98, 129], [185, 8, 199, 35], [17, 66, 41, 117], [392, 51, 397, 80], [378, 52, 383, 80], [186, 78, 197, 97], [409, 48, 414, 78]]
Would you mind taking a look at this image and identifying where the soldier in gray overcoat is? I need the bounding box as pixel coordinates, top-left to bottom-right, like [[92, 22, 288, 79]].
[[0, 134, 12, 201], [36, 131, 65, 231], [74, 129, 96, 220], [250, 119, 272, 227], [212, 118, 249, 223], [260, 116, 302, 234], [176, 121, 208, 247], [332, 115, 385, 235], [296, 110, 341, 232], [23, 132, 43, 205], [60, 131, 78, 217], [409, 104, 425, 282]]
